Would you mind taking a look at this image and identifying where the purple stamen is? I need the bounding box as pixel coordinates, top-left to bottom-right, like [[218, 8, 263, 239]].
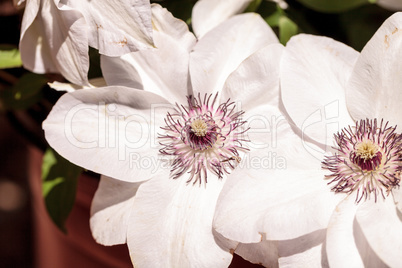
[[159, 93, 249, 185], [322, 119, 402, 202]]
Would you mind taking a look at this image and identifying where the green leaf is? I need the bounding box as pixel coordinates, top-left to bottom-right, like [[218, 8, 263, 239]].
[[13, 73, 47, 98], [279, 16, 298, 45], [42, 147, 82, 233], [245, 0, 262, 12], [0, 45, 22, 69], [88, 47, 102, 79], [296, 0, 370, 13], [0, 73, 47, 110], [265, 8, 282, 27]]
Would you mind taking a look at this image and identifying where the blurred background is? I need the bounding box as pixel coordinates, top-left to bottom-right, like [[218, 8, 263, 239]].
[[0, 0, 396, 266], [1, 1, 33, 266]]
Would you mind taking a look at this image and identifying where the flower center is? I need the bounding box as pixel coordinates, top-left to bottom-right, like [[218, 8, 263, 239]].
[[159, 94, 249, 184], [322, 119, 402, 202], [185, 116, 218, 151], [191, 119, 208, 136], [351, 140, 382, 171]]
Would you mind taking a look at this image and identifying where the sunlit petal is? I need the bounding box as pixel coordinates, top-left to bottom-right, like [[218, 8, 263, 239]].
[[127, 173, 233, 267], [20, 0, 89, 85], [43, 86, 174, 182], [356, 197, 402, 267], [346, 12, 402, 127], [90, 175, 144, 245], [192, 0, 252, 38], [281, 34, 357, 146], [65, 0, 154, 56], [101, 5, 196, 104], [190, 13, 278, 96]]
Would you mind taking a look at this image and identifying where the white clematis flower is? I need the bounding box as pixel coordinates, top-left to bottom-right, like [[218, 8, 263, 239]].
[[214, 12, 402, 267], [43, 5, 281, 267], [19, 0, 153, 86]]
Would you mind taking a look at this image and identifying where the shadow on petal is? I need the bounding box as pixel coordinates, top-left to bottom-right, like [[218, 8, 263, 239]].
[[277, 229, 325, 257], [353, 218, 388, 267]]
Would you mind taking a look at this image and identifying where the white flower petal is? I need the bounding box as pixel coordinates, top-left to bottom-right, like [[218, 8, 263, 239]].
[[19, 0, 53, 72], [218, 44, 289, 154], [127, 174, 233, 267], [101, 54, 143, 89], [221, 43, 326, 161], [19, 0, 42, 62], [48, 81, 79, 93], [20, 0, 89, 86], [346, 12, 402, 127], [221, 44, 283, 112], [277, 229, 327, 268], [48, 77, 106, 92], [243, 102, 296, 155], [101, 5, 196, 104], [392, 186, 402, 213], [326, 195, 363, 267], [65, 0, 154, 56], [151, 4, 196, 52], [355, 197, 402, 267], [43, 86, 174, 182], [90, 175, 144, 246], [190, 13, 278, 96], [216, 169, 340, 242], [15, 0, 25, 6], [214, 135, 341, 243], [192, 0, 252, 38], [281, 34, 357, 146], [234, 230, 327, 268], [221, 44, 286, 152], [326, 195, 389, 268]]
